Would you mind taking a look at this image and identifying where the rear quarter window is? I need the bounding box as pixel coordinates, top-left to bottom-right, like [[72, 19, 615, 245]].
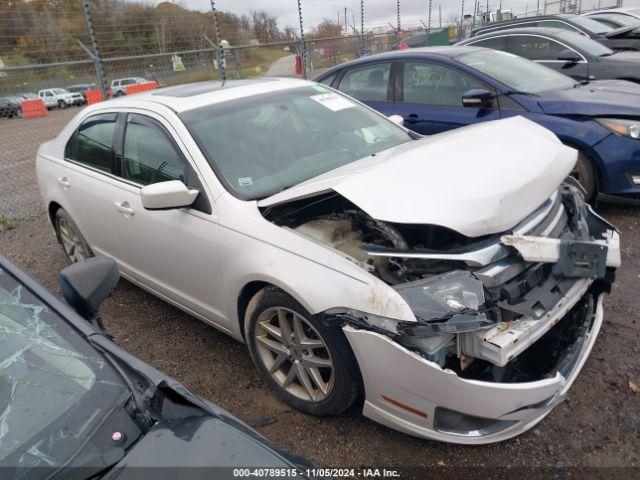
[[65, 113, 117, 173]]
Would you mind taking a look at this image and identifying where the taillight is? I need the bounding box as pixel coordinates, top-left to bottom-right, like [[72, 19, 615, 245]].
[[396, 42, 409, 50]]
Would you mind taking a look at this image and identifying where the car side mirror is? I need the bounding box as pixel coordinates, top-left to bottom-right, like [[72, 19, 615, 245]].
[[388, 114, 404, 126], [59, 256, 119, 321], [462, 89, 495, 108], [557, 49, 581, 63], [140, 180, 199, 210]]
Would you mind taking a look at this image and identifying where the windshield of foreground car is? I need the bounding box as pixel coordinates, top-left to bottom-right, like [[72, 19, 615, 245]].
[[554, 30, 614, 56], [457, 50, 577, 93], [571, 15, 614, 34], [0, 267, 129, 471], [181, 86, 413, 199]]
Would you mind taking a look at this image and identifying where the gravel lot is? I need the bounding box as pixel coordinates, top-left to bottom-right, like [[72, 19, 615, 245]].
[[1, 110, 639, 477]]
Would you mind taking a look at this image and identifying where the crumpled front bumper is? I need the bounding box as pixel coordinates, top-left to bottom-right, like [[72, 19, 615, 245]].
[[343, 293, 605, 444]]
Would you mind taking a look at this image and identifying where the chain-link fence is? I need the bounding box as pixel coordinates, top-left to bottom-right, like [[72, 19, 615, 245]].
[[0, 0, 426, 221]]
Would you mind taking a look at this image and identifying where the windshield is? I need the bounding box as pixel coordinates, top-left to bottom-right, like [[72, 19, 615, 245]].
[[554, 30, 614, 56], [181, 86, 412, 199], [457, 50, 576, 93], [0, 266, 129, 471], [571, 15, 614, 34], [51, 88, 68, 94]]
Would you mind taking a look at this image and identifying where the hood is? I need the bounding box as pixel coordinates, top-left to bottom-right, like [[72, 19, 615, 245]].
[[105, 417, 303, 478], [538, 80, 640, 117], [259, 116, 576, 238], [605, 50, 640, 62]]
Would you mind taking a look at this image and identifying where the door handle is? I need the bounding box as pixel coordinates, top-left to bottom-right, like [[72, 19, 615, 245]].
[[114, 201, 134, 216], [57, 177, 70, 188]]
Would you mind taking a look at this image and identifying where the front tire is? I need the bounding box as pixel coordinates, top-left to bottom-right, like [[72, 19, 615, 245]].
[[570, 150, 597, 202], [245, 287, 361, 416], [54, 208, 93, 263]]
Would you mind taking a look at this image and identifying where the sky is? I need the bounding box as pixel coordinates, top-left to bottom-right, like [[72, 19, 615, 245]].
[[152, 0, 615, 31]]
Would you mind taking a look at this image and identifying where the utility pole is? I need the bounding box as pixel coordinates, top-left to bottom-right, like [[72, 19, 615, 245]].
[[81, 0, 108, 101], [210, 1, 226, 81], [439, 5, 442, 28]]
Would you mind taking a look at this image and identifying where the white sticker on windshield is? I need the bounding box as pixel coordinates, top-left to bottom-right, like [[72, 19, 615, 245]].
[[238, 177, 253, 187], [310, 92, 355, 111]]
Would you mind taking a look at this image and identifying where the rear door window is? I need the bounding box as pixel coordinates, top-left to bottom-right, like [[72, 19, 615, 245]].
[[337, 62, 392, 102], [65, 113, 117, 173]]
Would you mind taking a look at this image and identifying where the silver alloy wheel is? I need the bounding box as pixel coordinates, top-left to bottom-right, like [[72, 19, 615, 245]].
[[254, 307, 335, 402], [58, 217, 90, 263]]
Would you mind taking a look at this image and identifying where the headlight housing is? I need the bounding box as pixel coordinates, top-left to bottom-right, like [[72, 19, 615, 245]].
[[393, 271, 495, 336], [327, 272, 496, 336], [596, 118, 640, 139]]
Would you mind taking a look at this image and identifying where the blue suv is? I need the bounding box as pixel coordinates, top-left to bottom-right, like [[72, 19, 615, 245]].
[[314, 46, 640, 201]]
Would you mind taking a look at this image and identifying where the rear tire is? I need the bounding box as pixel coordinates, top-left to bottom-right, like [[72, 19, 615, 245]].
[[245, 287, 361, 416], [570, 150, 597, 202], [54, 208, 93, 263]]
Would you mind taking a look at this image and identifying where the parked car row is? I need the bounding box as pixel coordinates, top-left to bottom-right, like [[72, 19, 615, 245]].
[[0, 78, 153, 120]]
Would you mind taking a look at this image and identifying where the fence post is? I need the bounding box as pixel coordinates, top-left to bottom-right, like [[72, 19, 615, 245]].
[[459, 0, 465, 41], [210, 1, 226, 81], [396, 0, 401, 44], [360, 0, 365, 56], [426, 0, 432, 46], [82, 0, 108, 100], [297, 0, 307, 78]]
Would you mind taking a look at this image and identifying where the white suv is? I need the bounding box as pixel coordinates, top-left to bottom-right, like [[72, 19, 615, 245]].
[[38, 88, 84, 109], [110, 77, 149, 97]]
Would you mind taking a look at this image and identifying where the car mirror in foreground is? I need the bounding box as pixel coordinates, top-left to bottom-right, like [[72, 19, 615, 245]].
[[140, 180, 199, 210], [461, 88, 495, 108], [557, 49, 581, 63], [59, 256, 119, 321], [388, 114, 405, 126]]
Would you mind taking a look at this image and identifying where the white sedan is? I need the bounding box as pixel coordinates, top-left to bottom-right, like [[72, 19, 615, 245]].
[[36, 78, 620, 443]]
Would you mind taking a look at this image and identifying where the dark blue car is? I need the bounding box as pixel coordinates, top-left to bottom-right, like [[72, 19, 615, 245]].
[[314, 46, 640, 201]]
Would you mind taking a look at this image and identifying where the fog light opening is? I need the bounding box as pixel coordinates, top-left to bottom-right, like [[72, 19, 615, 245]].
[[434, 407, 516, 437]]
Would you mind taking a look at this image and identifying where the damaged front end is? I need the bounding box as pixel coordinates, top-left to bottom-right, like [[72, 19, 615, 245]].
[[263, 183, 620, 442]]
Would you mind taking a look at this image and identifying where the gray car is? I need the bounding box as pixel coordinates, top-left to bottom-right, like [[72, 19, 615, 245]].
[[0, 254, 313, 479], [458, 27, 640, 83]]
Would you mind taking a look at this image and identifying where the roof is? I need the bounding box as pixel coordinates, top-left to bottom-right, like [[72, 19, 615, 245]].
[[463, 26, 576, 42], [314, 46, 486, 79], [472, 14, 576, 34], [90, 77, 313, 114]]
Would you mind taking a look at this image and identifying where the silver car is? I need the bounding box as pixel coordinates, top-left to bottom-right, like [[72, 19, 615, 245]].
[[36, 78, 620, 443]]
